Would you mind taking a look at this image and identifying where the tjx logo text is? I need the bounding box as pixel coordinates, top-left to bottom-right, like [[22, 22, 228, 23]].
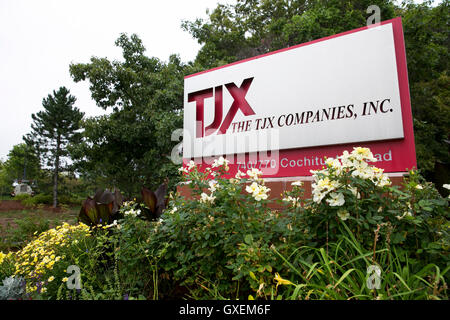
[[188, 77, 255, 138]]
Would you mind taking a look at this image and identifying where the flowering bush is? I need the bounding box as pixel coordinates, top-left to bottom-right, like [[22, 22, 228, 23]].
[[0, 252, 15, 282], [287, 147, 449, 261], [148, 157, 296, 299], [120, 200, 144, 218], [11, 222, 92, 296], [144, 150, 448, 299], [1, 147, 448, 300]]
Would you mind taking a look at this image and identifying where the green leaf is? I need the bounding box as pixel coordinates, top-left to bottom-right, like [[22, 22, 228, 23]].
[[333, 269, 355, 289]]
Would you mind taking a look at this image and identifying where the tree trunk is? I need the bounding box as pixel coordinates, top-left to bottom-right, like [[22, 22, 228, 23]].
[[53, 140, 60, 208]]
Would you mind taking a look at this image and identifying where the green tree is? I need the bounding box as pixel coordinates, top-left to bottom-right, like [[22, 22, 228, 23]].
[[0, 160, 6, 195], [0, 143, 41, 195], [26, 87, 84, 207], [69, 34, 186, 196], [397, 0, 449, 190], [182, 0, 396, 68]]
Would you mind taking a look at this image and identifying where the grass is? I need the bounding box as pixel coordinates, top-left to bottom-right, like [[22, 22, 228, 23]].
[[0, 205, 79, 252], [270, 222, 449, 300]]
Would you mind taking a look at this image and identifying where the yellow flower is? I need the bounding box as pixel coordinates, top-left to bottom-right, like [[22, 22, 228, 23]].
[[48, 276, 55, 282], [62, 277, 68, 282], [0, 252, 6, 264], [273, 273, 294, 288]]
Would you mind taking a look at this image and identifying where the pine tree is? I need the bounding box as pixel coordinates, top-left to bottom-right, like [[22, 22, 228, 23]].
[[27, 87, 84, 207]]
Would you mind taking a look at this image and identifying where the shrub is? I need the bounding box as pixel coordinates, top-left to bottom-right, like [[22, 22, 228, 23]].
[[12, 222, 93, 298], [2, 147, 448, 300], [143, 158, 298, 299], [266, 147, 450, 300], [21, 193, 52, 207], [0, 252, 16, 281], [58, 195, 81, 205], [148, 148, 449, 300], [14, 194, 31, 202], [8, 217, 50, 248], [269, 227, 449, 300], [289, 147, 449, 266]]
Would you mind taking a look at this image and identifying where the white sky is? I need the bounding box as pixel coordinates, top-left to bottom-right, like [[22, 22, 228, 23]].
[[0, 0, 233, 160]]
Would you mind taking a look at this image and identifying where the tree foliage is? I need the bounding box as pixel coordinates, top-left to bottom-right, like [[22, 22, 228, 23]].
[[25, 87, 84, 207], [69, 34, 186, 196], [182, 0, 396, 68], [398, 0, 449, 189], [0, 144, 40, 195]]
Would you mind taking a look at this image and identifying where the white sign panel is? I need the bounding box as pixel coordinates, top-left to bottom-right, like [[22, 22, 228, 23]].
[[183, 23, 404, 159]]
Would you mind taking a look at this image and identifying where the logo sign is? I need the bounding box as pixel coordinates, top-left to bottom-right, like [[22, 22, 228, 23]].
[[183, 18, 416, 177]]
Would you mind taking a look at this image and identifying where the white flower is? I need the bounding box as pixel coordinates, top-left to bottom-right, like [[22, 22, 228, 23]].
[[351, 147, 377, 162], [375, 174, 391, 187], [169, 206, 177, 214], [187, 160, 196, 170], [200, 192, 216, 204], [253, 185, 270, 201], [339, 150, 355, 168], [178, 166, 189, 174], [247, 168, 263, 180], [352, 162, 374, 180], [396, 211, 412, 220], [283, 196, 301, 207], [212, 156, 229, 170], [316, 177, 332, 190], [235, 170, 245, 179], [124, 208, 141, 217], [337, 209, 350, 221], [291, 181, 303, 187], [208, 180, 218, 192], [246, 182, 260, 194], [443, 184, 450, 190], [246, 182, 270, 201], [415, 184, 423, 190], [348, 186, 361, 199], [312, 191, 327, 204], [325, 158, 342, 174], [326, 192, 345, 207], [106, 220, 119, 228]]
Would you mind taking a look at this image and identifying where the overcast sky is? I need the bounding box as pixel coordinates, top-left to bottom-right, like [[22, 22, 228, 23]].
[[0, 0, 234, 160]]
